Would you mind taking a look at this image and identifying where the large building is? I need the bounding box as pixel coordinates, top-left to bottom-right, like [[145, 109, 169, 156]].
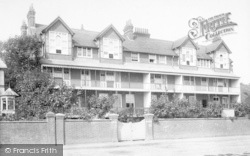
[[21, 5, 240, 110]]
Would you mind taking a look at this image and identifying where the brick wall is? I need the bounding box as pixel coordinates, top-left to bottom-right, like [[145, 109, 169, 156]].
[[64, 120, 117, 144], [0, 121, 48, 144], [153, 118, 250, 140], [1, 113, 249, 145]]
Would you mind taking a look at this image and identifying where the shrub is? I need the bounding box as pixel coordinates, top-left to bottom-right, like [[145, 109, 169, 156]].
[[150, 94, 224, 119]]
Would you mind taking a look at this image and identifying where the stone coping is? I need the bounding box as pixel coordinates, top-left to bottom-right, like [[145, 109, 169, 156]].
[[157, 117, 249, 121], [0, 120, 47, 123], [65, 119, 112, 122]]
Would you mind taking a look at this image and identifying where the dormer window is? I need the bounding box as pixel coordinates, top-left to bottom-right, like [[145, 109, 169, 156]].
[[77, 47, 92, 58], [102, 38, 122, 59], [131, 53, 139, 62], [149, 54, 156, 63], [159, 55, 166, 64]]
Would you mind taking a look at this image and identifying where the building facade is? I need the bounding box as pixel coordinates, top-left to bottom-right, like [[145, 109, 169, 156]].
[[21, 5, 240, 110]]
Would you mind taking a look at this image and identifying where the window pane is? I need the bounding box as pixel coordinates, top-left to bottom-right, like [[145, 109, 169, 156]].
[[159, 55, 166, 64], [77, 47, 82, 56], [54, 68, 62, 78], [131, 53, 139, 62], [8, 98, 14, 110], [2, 98, 6, 110]]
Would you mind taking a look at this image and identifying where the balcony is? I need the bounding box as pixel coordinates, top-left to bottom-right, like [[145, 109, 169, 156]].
[[182, 85, 240, 94], [73, 80, 150, 91], [150, 83, 240, 94]]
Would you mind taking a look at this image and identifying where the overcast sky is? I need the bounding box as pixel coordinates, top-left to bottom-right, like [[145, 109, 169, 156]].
[[0, 0, 250, 84]]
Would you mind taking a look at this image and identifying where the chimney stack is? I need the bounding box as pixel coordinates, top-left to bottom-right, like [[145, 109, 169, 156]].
[[123, 19, 134, 40], [133, 27, 150, 38]]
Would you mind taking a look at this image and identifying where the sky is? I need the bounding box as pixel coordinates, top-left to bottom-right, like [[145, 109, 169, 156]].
[[0, 0, 250, 84]]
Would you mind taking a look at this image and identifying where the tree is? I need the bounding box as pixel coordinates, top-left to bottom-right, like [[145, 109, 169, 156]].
[[3, 35, 42, 89], [2, 35, 77, 120]]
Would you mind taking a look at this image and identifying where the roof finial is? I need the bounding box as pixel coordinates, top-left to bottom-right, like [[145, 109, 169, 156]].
[[29, 4, 34, 11]]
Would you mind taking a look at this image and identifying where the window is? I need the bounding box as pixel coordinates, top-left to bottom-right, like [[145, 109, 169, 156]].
[[100, 72, 105, 81], [8, 98, 14, 110], [77, 47, 92, 58], [109, 54, 113, 59], [159, 55, 166, 64], [102, 38, 121, 59], [106, 71, 115, 81], [63, 68, 70, 80], [1, 97, 15, 112], [186, 61, 190, 65], [213, 96, 219, 102], [220, 64, 223, 68], [149, 55, 156, 63], [86, 48, 92, 57], [131, 53, 139, 62], [126, 94, 135, 104], [2, 98, 6, 110], [184, 76, 190, 85], [190, 77, 194, 85], [201, 78, 207, 86], [56, 49, 61, 54], [54, 68, 62, 78], [77, 47, 83, 57]]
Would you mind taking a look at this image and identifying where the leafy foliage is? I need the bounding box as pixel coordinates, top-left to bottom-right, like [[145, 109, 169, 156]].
[[150, 94, 225, 119], [65, 95, 116, 120]]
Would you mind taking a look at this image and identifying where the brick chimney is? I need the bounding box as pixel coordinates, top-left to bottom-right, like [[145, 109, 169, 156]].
[[133, 27, 150, 39], [123, 20, 134, 40]]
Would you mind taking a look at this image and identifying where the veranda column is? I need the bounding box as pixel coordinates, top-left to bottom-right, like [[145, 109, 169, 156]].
[[144, 113, 154, 141]]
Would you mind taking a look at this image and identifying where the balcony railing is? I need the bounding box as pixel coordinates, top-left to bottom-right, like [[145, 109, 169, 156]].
[[69, 80, 151, 90], [58, 79, 240, 94], [181, 85, 240, 93]]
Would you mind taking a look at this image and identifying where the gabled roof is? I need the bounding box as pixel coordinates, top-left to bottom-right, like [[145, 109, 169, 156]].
[[1, 88, 18, 96], [41, 16, 75, 36], [206, 40, 232, 54], [0, 59, 7, 68], [172, 36, 199, 50], [94, 24, 125, 41], [33, 21, 230, 59], [72, 29, 99, 48], [123, 37, 177, 56]]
